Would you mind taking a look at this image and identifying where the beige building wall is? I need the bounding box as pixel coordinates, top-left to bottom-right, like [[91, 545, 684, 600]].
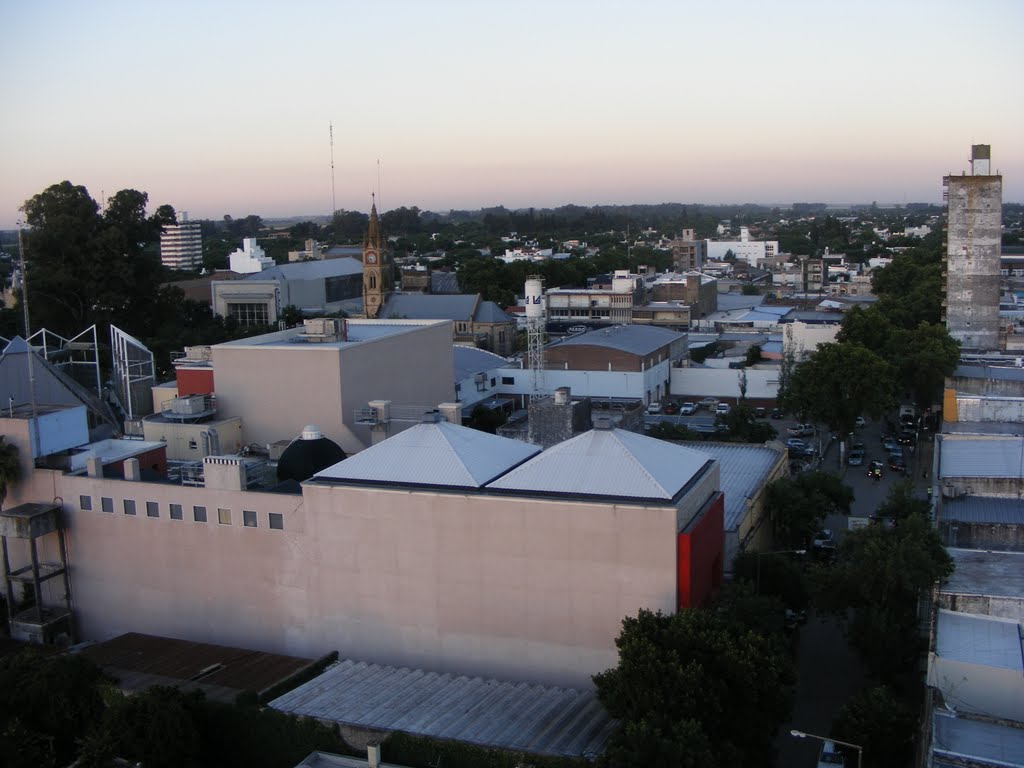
[[210, 321, 455, 455], [10, 456, 690, 687], [140, 417, 243, 461]]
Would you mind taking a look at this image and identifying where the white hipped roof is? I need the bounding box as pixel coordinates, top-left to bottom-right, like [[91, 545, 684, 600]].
[[314, 421, 540, 489], [487, 426, 711, 501]]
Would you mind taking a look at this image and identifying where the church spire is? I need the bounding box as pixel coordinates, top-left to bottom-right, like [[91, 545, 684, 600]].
[[365, 193, 381, 250]]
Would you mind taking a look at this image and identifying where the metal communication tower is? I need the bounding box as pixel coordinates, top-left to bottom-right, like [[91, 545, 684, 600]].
[[524, 276, 546, 399]]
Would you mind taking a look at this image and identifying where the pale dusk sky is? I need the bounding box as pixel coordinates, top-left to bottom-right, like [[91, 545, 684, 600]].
[[1, 0, 1021, 227]]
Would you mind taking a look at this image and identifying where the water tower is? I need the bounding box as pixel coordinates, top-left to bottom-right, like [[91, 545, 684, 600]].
[[524, 277, 546, 398]]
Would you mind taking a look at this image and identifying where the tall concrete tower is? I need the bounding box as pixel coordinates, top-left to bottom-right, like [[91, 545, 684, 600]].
[[943, 144, 1002, 352]]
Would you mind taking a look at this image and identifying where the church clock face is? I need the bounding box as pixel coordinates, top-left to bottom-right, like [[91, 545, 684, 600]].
[[366, 253, 377, 264]]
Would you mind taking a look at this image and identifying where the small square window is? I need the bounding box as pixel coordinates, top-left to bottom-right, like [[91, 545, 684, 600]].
[[146, 501, 159, 518], [188, 439, 198, 450], [218, 508, 231, 526], [502, 376, 514, 385], [268, 513, 284, 531], [169, 504, 183, 521], [243, 510, 257, 528], [101, 497, 114, 513], [79, 495, 92, 511], [124, 499, 136, 516], [193, 505, 207, 523]]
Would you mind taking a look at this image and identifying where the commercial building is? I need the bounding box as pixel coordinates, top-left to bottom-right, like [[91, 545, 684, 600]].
[[2, 407, 723, 689], [669, 230, 706, 271], [159, 218, 203, 271], [704, 227, 779, 265], [943, 145, 1003, 352]]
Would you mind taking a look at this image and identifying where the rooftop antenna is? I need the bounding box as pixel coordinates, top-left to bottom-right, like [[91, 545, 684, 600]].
[[329, 122, 337, 215], [16, 224, 41, 442]]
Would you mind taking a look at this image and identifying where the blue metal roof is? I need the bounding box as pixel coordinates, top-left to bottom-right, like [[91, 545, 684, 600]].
[[682, 443, 782, 531], [381, 294, 479, 321], [939, 437, 1024, 479], [270, 659, 617, 759], [942, 497, 1024, 525], [246, 257, 363, 281], [453, 346, 510, 382]]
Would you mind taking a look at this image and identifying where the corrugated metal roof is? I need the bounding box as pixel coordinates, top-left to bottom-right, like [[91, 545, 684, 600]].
[[939, 437, 1024, 478], [453, 346, 510, 382], [942, 497, 1024, 525], [314, 422, 540, 489], [487, 427, 711, 502], [547, 325, 685, 356], [682, 443, 782, 530], [934, 610, 1023, 672], [954, 364, 1024, 382], [932, 709, 1024, 768], [248, 257, 363, 281], [430, 272, 461, 294], [381, 294, 479, 321], [943, 549, 1024, 599], [270, 659, 617, 759]]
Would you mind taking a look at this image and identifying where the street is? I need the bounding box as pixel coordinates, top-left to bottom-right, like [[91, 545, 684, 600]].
[[777, 414, 934, 766]]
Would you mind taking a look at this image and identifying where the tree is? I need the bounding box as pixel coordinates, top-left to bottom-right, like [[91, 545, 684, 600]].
[[764, 471, 853, 548], [816, 513, 953, 691], [887, 322, 960, 407], [594, 608, 794, 768], [832, 686, 916, 768], [744, 344, 763, 367], [779, 342, 896, 435], [0, 436, 21, 509]]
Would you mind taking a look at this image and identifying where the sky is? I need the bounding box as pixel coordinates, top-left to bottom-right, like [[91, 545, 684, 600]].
[[1, 0, 1022, 227]]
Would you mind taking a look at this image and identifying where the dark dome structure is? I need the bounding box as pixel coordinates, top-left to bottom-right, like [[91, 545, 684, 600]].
[[276, 425, 346, 483]]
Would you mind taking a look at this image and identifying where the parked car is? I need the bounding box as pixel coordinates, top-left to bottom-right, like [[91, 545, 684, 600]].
[[812, 529, 834, 549], [867, 460, 884, 479], [817, 740, 845, 767], [897, 429, 916, 445], [770, 407, 783, 419], [854, 415, 867, 428], [699, 397, 719, 410], [646, 402, 661, 415], [715, 402, 731, 415], [662, 401, 680, 415], [848, 447, 866, 466], [785, 438, 807, 451], [888, 454, 907, 473], [754, 407, 767, 418], [787, 423, 814, 437], [679, 402, 697, 415], [881, 435, 898, 451]]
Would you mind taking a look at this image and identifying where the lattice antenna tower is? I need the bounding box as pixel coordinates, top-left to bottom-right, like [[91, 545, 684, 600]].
[[524, 277, 546, 399], [329, 122, 336, 215]]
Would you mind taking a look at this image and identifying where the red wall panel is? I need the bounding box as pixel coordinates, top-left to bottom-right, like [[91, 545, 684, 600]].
[[677, 492, 724, 610], [176, 368, 215, 397]]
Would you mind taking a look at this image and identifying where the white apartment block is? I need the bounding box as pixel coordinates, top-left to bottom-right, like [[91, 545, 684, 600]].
[[229, 238, 275, 274], [159, 220, 203, 271], [705, 226, 779, 266]]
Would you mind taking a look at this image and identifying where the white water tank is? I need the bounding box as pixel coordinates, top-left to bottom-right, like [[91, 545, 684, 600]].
[[525, 278, 544, 319]]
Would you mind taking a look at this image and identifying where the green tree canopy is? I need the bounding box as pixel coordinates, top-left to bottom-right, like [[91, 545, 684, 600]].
[[764, 471, 854, 548], [779, 342, 896, 435], [594, 607, 794, 768], [832, 686, 916, 768]]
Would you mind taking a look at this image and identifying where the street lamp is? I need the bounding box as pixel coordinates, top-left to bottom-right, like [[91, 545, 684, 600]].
[[755, 549, 806, 595], [789, 729, 862, 768]]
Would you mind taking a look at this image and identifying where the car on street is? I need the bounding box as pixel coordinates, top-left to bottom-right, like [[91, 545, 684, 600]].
[[855, 415, 866, 428], [699, 397, 719, 410], [867, 460, 884, 479], [881, 435, 898, 451], [889, 454, 907, 473], [812, 529, 834, 549], [897, 428, 916, 445], [754, 406, 767, 418], [646, 402, 661, 414], [787, 423, 814, 437], [679, 402, 697, 415], [816, 740, 845, 766], [662, 401, 679, 415], [785, 438, 807, 451], [848, 446, 866, 466], [771, 407, 783, 419], [715, 402, 731, 416]]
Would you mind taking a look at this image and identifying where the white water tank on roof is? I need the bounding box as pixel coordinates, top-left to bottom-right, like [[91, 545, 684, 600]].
[[525, 278, 544, 319]]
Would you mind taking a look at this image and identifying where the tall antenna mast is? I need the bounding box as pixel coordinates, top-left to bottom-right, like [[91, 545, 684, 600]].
[[329, 122, 337, 215]]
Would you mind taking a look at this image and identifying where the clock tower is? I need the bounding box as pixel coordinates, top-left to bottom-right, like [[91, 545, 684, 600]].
[[362, 200, 391, 318]]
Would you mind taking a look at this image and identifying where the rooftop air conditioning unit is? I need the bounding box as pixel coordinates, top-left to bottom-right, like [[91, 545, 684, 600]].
[[300, 318, 347, 343], [170, 395, 207, 416]]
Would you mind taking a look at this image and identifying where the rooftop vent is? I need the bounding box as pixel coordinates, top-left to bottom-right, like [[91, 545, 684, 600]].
[[593, 417, 614, 430], [298, 318, 347, 343]]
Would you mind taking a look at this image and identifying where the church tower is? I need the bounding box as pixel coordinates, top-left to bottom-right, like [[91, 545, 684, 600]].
[[362, 200, 391, 319]]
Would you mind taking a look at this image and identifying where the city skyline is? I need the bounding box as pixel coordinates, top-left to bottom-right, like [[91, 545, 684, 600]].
[[1, 0, 1021, 229]]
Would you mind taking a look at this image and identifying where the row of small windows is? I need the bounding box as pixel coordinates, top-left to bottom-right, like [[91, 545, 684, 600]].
[[80, 495, 283, 530]]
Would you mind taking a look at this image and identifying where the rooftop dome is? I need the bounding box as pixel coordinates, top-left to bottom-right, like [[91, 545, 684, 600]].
[[277, 425, 346, 483]]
